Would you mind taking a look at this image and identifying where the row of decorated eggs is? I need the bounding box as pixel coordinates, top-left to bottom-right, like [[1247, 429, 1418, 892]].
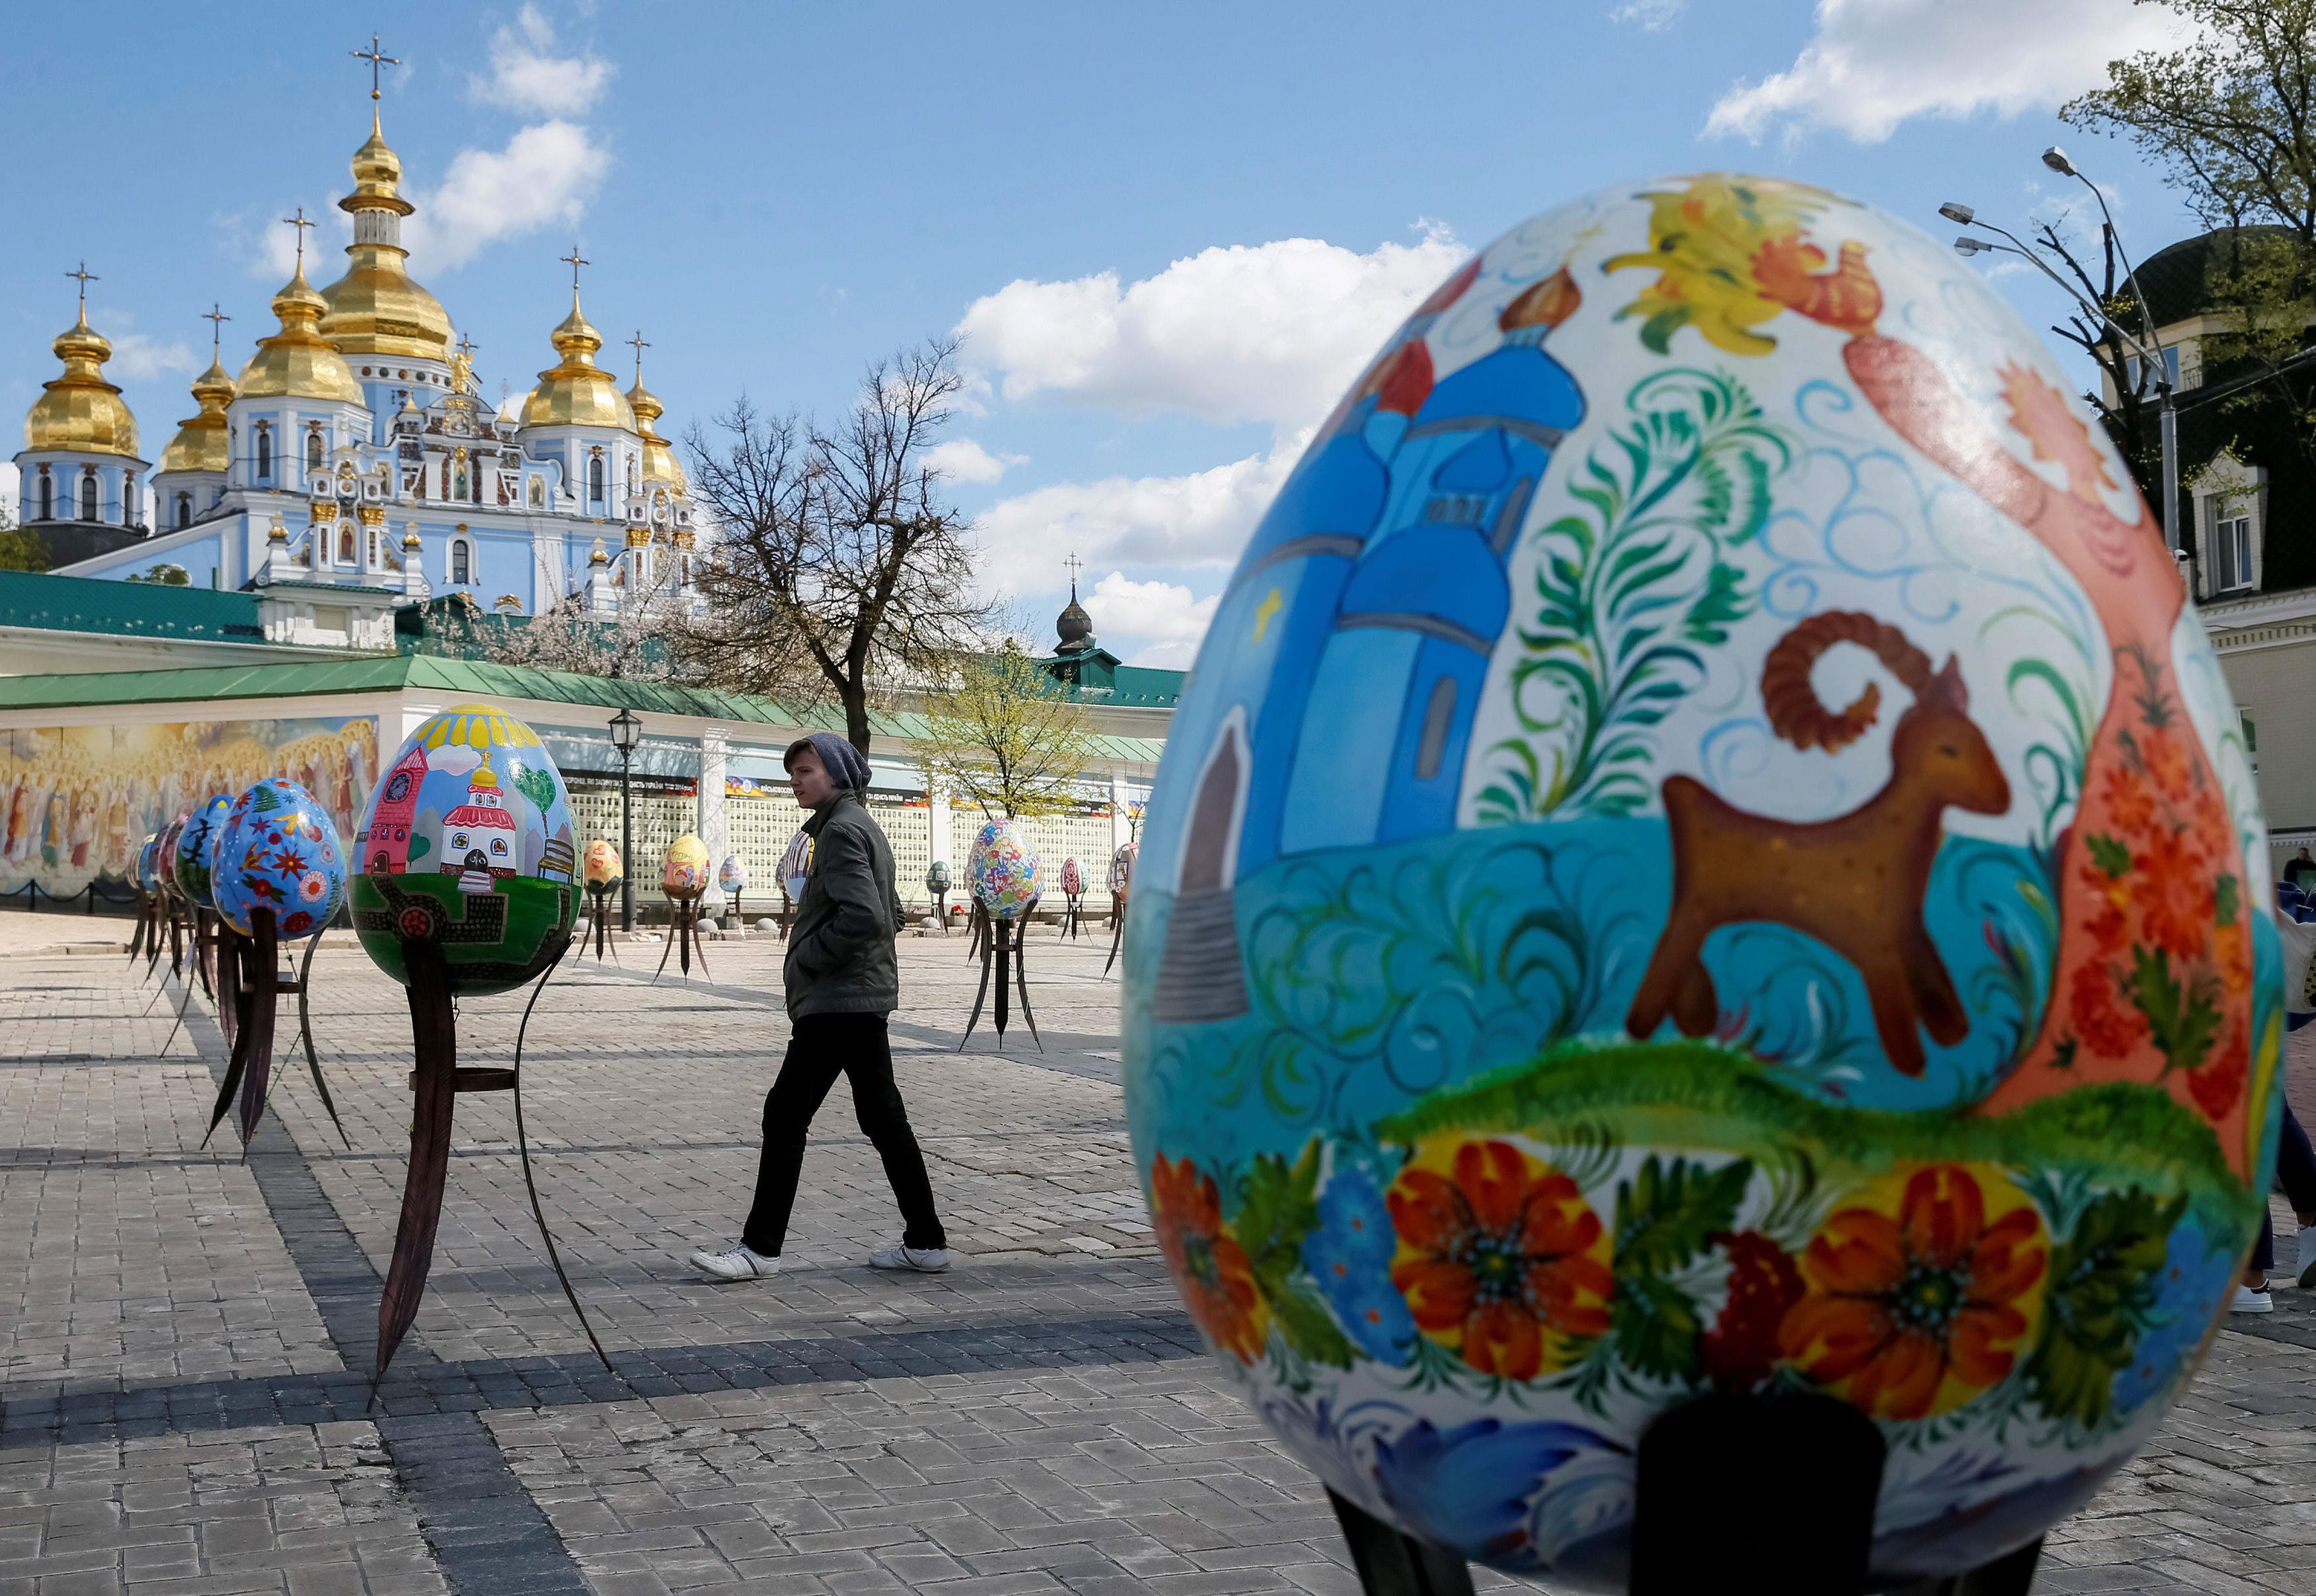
[[141, 777, 349, 940]]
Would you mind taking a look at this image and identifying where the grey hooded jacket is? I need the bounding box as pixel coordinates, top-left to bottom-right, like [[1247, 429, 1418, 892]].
[[783, 791, 907, 1019]]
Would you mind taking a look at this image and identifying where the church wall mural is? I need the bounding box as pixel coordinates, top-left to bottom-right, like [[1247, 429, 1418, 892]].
[[0, 715, 379, 897]]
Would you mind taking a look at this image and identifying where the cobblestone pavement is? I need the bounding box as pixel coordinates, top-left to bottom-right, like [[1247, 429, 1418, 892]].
[[4, 916, 2315, 1595]]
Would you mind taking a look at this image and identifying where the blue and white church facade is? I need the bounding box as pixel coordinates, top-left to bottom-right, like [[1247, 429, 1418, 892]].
[[34, 105, 697, 627]]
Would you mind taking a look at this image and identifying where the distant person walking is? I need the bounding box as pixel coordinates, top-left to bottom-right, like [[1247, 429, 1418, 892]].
[[688, 733, 950, 1280], [2289, 847, 2316, 891]]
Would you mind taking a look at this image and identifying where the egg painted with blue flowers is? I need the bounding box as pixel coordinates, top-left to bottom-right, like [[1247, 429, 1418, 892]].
[[719, 854, 748, 895], [1122, 175, 2277, 1587], [135, 834, 161, 895], [212, 779, 345, 940], [172, 794, 233, 910], [350, 703, 578, 997], [155, 816, 187, 900]]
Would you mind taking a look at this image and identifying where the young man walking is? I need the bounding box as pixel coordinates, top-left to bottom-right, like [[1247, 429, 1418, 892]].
[[689, 733, 950, 1280]]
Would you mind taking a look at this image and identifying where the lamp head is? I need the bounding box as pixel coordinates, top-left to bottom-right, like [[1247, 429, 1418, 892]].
[[1939, 201, 1975, 226], [2042, 145, 2077, 177], [608, 707, 641, 753], [1954, 236, 1996, 257]]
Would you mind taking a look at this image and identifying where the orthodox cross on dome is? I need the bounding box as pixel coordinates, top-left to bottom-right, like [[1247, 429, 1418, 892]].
[[1063, 550, 1084, 599], [351, 34, 400, 102], [282, 207, 315, 271], [202, 302, 231, 358], [627, 330, 650, 382], [64, 261, 97, 313], [560, 244, 590, 296]]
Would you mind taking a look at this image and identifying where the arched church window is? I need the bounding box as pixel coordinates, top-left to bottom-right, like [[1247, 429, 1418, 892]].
[[450, 540, 470, 585], [35, 466, 50, 522], [122, 474, 136, 525], [306, 429, 324, 472], [175, 493, 191, 529], [588, 455, 605, 504], [255, 426, 273, 481], [79, 468, 97, 521]]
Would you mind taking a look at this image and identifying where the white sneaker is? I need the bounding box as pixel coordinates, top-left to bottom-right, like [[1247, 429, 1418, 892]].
[[2294, 1226, 2316, 1289], [2231, 1283, 2274, 1315], [868, 1243, 951, 1272], [688, 1245, 780, 1280]]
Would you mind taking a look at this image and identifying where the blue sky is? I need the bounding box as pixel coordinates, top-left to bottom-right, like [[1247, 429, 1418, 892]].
[[2, 1, 2207, 662]]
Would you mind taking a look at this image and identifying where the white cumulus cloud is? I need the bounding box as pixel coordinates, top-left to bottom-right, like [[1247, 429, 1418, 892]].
[[109, 331, 197, 382], [473, 4, 613, 116], [1611, 0, 1685, 30], [956, 225, 1467, 432], [1707, 0, 2195, 144], [924, 439, 1026, 485], [404, 120, 611, 272], [1079, 572, 1222, 668], [975, 447, 1298, 581]]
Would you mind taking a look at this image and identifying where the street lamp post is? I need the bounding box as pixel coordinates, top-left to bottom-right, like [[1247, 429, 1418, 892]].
[[609, 708, 641, 933], [1941, 161, 2180, 556], [2043, 146, 2179, 556]]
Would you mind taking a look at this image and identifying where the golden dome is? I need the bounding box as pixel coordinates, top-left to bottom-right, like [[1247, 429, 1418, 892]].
[[157, 356, 236, 475], [24, 306, 139, 457], [627, 369, 688, 492], [317, 112, 453, 362], [237, 265, 364, 403], [522, 293, 635, 430]]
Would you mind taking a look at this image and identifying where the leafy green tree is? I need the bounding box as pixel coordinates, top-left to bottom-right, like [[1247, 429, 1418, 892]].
[[915, 643, 1097, 820], [2066, 1, 2316, 468]]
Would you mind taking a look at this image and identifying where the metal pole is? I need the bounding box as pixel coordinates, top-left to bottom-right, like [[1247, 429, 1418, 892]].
[[619, 754, 636, 933], [2159, 383, 2181, 554]]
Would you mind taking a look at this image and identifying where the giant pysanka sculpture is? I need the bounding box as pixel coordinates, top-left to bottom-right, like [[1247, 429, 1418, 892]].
[[202, 779, 349, 1149], [351, 704, 596, 1382], [1122, 175, 2278, 1593], [961, 818, 1044, 1051]]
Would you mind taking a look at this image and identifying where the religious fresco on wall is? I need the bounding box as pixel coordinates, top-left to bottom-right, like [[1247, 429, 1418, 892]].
[[0, 715, 377, 898]]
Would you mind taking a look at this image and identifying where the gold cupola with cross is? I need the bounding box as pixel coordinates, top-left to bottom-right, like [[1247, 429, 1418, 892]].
[[24, 268, 138, 459], [317, 40, 452, 364], [523, 249, 635, 431]]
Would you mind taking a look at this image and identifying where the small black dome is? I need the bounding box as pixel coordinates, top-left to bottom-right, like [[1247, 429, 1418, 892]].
[[1057, 594, 1095, 654]]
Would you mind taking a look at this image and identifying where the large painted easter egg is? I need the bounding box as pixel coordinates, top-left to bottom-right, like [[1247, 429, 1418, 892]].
[[663, 834, 710, 897], [1122, 174, 2277, 1588], [155, 816, 187, 899], [172, 795, 234, 910], [777, 828, 812, 900], [212, 779, 345, 939], [719, 854, 749, 894], [135, 834, 161, 895], [968, 819, 1041, 919], [1060, 857, 1085, 897], [926, 860, 952, 895], [350, 704, 578, 996], [1108, 842, 1136, 897], [582, 839, 622, 888]]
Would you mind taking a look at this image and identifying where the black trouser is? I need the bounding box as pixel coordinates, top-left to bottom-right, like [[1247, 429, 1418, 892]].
[[2252, 1102, 2316, 1272], [742, 1012, 946, 1257]]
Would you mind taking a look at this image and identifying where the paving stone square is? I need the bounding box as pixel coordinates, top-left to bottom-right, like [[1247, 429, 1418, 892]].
[[4, 916, 2315, 1593]]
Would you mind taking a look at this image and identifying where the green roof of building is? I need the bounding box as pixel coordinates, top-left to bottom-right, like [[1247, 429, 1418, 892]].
[[0, 569, 268, 644], [0, 654, 1170, 764]]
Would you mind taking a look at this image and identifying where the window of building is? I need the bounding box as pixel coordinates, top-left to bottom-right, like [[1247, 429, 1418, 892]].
[[588, 455, 605, 504], [452, 830, 470, 850], [2125, 345, 2182, 395], [122, 475, 136, 525], [175, 492, 191, 529], [450, 539, 471, 585], [2212, 506, 2254, 592], [79, 468, 97, 521], [255, 425, 273, 481], [306, 428, 324, 472], [35, 466, 50, 521]]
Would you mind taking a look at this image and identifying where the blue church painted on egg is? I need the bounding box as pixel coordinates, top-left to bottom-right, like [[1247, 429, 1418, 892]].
[[1143, 260, 1587, 1022]]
